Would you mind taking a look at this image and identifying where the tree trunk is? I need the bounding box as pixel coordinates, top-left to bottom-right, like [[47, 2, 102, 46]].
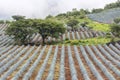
[[42, 36, 45, 46]]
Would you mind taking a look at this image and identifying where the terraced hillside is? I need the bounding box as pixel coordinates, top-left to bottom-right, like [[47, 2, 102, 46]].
[[0, 23, 120, 80], [87, 8, 120, 24], [0, 44, 120, 80], [0, 24, 113, 45]]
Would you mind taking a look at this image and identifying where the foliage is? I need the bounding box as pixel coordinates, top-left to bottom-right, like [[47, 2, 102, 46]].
[[50, 37, 120, 45], [104, 0, 120, 9], [0, 20, 4, 24], [46, 15, 53, 19], [5, 20, 11, 24], [6, 19, 35, 45], [77, 17, 110, 32], [34, 19, 66, 45], [92, 8, 104, 13], [64, 37, 111, 45], [80, 22, 88, 27], [12, 15, 25, 21], [114, 18, 120, 24], [67, 19, 79, 31], [110, 23, 120, 37], [55, 8, 89, 20]]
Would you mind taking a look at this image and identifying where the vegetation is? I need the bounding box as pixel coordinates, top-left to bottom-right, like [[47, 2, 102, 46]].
[[6, 19, 35, 45], [92, 8, 104, 13], [64, 37, 111, 45], [50, 36, 119, 45], [34, 19, 66, 45], [114, 18, 120, 24], [104, 0, 120, 9], [67, 19, 79, 31], [0, 1, 120, 80], [87, 8, 120, 24], [6, 15, 66, 45], [5, 0, 120, 46], [12, 15, 25, 21], [109, 17, 120, 38], [0, 20, 4, 24]]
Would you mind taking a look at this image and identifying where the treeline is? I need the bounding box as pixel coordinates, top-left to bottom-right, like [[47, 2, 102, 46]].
[[104, 0, 120, 9], [91, 0, 120, 13], [55, 8, 90, 19]]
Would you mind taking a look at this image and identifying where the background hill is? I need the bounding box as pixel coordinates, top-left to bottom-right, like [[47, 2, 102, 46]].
[[87, 8, 120, 24]]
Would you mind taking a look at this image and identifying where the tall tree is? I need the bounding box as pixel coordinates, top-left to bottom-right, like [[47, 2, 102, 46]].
[[110, 23, 120, 37], [67, 19, 79, 31], [6, 19, 35, 45], [34, 19, 66, 45]]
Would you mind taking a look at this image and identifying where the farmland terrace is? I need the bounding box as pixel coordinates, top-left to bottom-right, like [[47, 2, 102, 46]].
[[0, 24, 120, 80]]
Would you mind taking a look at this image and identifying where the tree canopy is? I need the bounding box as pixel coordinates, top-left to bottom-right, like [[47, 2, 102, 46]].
[[67, 19, 79, 31], [12, 15, 25, 21], [34, 19, 66, 45], [110, 18, 120, 38], [114, 18, 120, 24], [6, 19, 35, 45], [0, 20, 4, 24], [6, 16, 66, 45]]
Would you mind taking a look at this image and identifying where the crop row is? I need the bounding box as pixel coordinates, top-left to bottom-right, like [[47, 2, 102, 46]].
[[0, 43, 120, 80]]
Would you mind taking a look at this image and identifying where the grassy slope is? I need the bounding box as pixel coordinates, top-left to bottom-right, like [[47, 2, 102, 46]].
[[50, 37, 120, 45], [78, 17, 110, 32]]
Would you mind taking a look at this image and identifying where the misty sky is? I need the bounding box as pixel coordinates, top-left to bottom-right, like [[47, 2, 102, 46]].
[[0, 0, 117, 20]]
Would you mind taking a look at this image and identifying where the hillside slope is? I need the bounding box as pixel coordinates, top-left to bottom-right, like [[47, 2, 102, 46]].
[[87, 8, 120, 24]]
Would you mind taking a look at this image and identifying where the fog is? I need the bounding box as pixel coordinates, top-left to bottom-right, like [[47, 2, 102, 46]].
[[0, 0, 117, 20]]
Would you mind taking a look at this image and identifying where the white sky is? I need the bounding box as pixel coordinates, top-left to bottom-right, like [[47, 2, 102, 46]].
[[0, 0, 117, 19]]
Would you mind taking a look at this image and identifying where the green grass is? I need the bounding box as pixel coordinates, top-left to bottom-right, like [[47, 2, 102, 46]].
[[55, 16, 111, 32], [64, 37, 111, 45], [49, 37, 120, 45], [78, 17, 110, 32]]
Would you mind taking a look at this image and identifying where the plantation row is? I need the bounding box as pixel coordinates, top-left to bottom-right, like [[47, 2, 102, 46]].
[[31, 31, 107, 41], [0, 30, 111, 46], [0, 43, 120, 80], [0, 24, 9, 35]]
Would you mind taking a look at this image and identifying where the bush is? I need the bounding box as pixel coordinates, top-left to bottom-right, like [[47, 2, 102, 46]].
[[65, 38, 69, 41]]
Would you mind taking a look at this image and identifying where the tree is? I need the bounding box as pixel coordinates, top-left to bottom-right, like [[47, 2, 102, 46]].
[[5, 20, 11, 24], [67, 19, 79, 31], [104, 0, 120, 9], [12, 15, 25, 21], [34, 19, 66, 45], [0, 20, 4, 24], [80, 22, 88, 27], [6, 19, 35, 45], [92, 8, 103, 13], [110, 23, 120, 37], [114, 18, 120, 24], [46, 15, 53, 19]]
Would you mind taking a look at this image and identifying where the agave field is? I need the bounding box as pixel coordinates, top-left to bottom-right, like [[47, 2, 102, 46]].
[[87, 8, 120, 24], [0, 24, 120, 80], [0, 43, 120, 80]]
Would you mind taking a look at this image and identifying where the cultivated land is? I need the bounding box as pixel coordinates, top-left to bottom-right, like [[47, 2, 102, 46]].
[[87, 8, 120, 24], [0, 23, 120, 80]]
